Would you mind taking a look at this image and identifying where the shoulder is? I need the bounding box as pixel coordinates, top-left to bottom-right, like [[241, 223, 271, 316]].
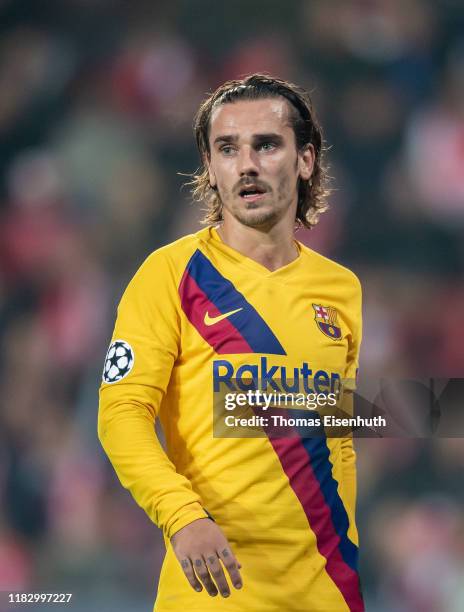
[[144, 231, 201, 267], [298, 243, 362, 297], [117, 232, 206, 310], [135, 230, 207, 285]]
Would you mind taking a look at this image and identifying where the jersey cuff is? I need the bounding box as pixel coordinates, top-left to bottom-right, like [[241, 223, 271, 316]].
[[165, 503, 209, 539]]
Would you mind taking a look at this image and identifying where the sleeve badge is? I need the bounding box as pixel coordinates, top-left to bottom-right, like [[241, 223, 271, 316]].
[[102, 339, 135, 383]]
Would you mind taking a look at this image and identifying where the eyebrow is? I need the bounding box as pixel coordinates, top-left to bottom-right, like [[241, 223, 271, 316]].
[[213, 132, 284, 146]]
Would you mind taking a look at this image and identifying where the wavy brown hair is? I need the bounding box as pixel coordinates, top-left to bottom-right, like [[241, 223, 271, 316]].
[[189, 73, 330, 229]]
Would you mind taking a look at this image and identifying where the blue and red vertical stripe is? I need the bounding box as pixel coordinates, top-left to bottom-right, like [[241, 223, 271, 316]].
[[264, 418, 364, 612]]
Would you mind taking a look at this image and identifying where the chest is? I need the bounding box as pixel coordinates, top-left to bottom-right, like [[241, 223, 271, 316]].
[[178, 273, 352, 376]]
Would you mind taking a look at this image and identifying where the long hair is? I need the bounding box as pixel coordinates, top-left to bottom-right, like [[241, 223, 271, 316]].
[[189, 73, 330, 229]]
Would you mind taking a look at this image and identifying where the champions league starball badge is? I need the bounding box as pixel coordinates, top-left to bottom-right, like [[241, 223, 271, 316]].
[[102, 339, 134, 383]]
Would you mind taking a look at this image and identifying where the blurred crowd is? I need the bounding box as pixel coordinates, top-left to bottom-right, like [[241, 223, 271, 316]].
[[0, 1, 463, 610]]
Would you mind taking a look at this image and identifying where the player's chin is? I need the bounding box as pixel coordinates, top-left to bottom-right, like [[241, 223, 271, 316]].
[[236, 207, 279, 229]]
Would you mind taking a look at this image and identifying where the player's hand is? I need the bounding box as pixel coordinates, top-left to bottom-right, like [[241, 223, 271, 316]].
[[170, 517, 243, 598]]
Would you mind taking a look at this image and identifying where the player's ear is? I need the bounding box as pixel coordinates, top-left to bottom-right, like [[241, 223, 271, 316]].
[[298, 144, 315, 181], [206, 155, 217, 189]]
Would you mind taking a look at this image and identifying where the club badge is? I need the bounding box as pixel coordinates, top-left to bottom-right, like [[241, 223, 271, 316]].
[[312, 304, 342, 340]]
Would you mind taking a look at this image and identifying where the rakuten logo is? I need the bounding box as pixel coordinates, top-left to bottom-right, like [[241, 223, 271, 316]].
[[213, 357, 341, 394]]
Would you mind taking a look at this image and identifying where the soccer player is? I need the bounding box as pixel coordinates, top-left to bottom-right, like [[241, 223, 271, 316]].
[[98, 74, 364, 611]]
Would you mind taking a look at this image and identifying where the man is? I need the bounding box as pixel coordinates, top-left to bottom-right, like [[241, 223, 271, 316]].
[[98, 74, 364, 611]]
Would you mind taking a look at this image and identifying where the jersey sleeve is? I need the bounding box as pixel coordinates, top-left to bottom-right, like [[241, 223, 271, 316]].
[[340, 274, 363, 541], [344, 274, 363, 392], [98, 249, 208, 539]]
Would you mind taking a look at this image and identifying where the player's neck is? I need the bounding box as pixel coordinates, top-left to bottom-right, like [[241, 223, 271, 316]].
[[217, 217, 299, 272]]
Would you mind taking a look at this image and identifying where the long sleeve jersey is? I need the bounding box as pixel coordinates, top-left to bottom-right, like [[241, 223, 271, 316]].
[[98, 226, 364, 611]]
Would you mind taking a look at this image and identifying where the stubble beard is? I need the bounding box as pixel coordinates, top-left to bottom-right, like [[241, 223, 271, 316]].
[[233, 201, 281, 229]]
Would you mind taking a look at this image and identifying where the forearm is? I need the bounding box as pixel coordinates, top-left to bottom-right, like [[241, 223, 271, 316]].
[[98, 397, 208, 538]]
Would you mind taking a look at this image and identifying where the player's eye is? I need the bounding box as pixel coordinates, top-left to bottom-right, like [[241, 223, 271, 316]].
[[258, 142, 276, 151], [220, 145, 236, 155]]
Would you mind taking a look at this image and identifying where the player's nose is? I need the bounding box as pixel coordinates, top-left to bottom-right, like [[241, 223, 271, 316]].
[[237, 145, 259, 176]]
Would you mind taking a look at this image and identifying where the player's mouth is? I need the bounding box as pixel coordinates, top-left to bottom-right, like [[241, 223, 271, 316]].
[[238, 185, 267, 203]]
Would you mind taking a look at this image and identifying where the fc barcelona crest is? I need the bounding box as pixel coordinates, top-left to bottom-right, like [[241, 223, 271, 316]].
[[312, 304, 342, 340]]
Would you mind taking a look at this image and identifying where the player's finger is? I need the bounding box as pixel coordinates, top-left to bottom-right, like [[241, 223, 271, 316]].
[[205, 553, 230, 598], [179, 557, 202, 592], [192, 556, 218, 597], [218, 546, 242, 590]]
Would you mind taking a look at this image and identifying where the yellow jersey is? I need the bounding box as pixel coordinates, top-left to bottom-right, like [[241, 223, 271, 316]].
[[98, 226, 364, 611]]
